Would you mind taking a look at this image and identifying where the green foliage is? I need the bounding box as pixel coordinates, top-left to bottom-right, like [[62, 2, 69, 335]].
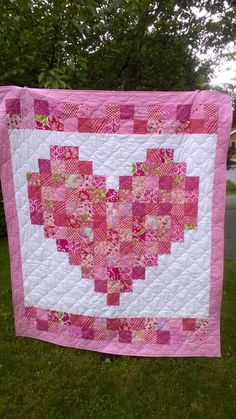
[[0, 0, 235, 90], [0, 205, 7, 238], [227, 180, 236, 195]]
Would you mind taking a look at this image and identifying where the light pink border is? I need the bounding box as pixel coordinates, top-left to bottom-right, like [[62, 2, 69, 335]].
[[0, 86, 232, 357]]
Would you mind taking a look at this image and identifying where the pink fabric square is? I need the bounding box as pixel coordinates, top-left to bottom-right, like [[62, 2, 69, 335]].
[[132, 202, 146, 216], [119, 330, 132, 343], [106, 189, 119, 202], [203, 118, 218, 134], [132, 267, 145, 279], [158, 203, 172, 215], [119, 176, 132, 190], [25, 306, 37, 319], [53, 187, 65, 201], [78, 118, 92, 132], [119, 119, 134, 133], [134, 106, 148, 120], [159, 242, 171, 254], [64, 160, 80, 173], [185, 177, 199, 191], [191, 104, 205, 119], [78, 161, 93, 175], [183, 318, 196, 331], [61, 102, 79, 118], [55, 227, 68, 239], [64, 118, 78, 132], [94, 280, 107, 293], [28, 185, 41, 200], [148, 104, 164, 120], [171, 219, 184, 242], [177, 104, 191, 121], [157, 331, 170, 344], [120, 105, 134, 119], [159, 176, 173, 190], [106, 104, 120, 118], [69, 251, 82, 265], [50, 145, 65, 160], [56, 239, 68, 252], [36, 319, 48, 331], [38, 159, 51, 174], [6, 98, 21, 114], [34, 99, 49, 115], [164, 105, 177, 120], [82, 328, 94, 340], [134, 120, 147, 133], [145, 176, 158, 189], [107, 267, 121, 280], [30, 210, 44, 225], [189, 119, 204, 133], [107, 318, 120, 330], [107, 293, 120, 306], [94, 267, 107, 280]]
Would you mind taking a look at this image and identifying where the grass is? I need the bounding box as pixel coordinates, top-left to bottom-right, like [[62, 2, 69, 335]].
[[226, 180, 236, 196], [0, 238, 236, 419]]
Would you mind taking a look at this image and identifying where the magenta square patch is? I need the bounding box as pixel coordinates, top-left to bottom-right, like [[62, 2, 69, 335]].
[[34, 100, 49, 116], [158, 203, 172, 215], [183, 318, 196, 331], [56, 239, 68, 252], [134, 120, 147, 134], [177, 104, 191, 121], [106, 189, 119, 202], [82, 328, 94, 340], [78, 118, 92, 132], [107, 318, 120, 330], [94, 280, 107, 293], [120, 105, 134, 119], [159, 176, 173, 190], [132, 202, 146, 216], [38, 159, 51, 173], [132, 267, 145, 279], [6, 99, 21, 115], [107, 293, 120, 306], [119, 330, 132, 343], [119, 176, 132, 190], [157, 331, 170, 344], [36, 319, 48, 331], [185, 177, 199, 191]]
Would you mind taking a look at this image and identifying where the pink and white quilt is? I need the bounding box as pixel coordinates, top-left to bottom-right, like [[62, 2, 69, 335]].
[[0, 86, 232, 356]]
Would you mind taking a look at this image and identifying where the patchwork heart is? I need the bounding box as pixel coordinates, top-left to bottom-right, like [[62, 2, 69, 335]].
[[27, 145, 199, 306]]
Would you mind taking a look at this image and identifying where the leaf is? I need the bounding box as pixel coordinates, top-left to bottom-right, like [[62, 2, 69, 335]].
[[38, 72, 45, 83], [79, 61, 87, 70], [35, 115, 48, 124], [132, 163, 137, 173], [0, 0, 235, 95]]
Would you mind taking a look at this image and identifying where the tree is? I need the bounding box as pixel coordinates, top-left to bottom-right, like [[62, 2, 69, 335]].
[[0, 0, 235, 90]]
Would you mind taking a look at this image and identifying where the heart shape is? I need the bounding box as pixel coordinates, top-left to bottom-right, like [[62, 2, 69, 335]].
[[27, 145, 199, 305]]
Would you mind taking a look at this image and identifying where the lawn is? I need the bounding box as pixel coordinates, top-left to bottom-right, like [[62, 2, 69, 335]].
[[0, 238, 235, 419], [226, 180, 236, 196]]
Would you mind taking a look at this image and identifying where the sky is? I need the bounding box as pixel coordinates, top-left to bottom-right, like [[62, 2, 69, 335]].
[[191, 7, 235, 88], [210, 58, 236, 87]]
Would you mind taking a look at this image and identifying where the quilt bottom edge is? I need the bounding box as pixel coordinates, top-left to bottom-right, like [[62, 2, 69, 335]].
[[15, 330, 221, 358]]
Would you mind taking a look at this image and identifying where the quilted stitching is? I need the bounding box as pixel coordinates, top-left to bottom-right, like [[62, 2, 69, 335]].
[[26, 145, 199, 307], [0, 87, 232, 357]]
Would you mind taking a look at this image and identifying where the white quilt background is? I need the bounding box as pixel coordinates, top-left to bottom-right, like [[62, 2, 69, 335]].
[[10, 129, 216, 318]]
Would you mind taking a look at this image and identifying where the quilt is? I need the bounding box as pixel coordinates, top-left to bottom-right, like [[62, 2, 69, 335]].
[[0, 86, 232, 357]]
